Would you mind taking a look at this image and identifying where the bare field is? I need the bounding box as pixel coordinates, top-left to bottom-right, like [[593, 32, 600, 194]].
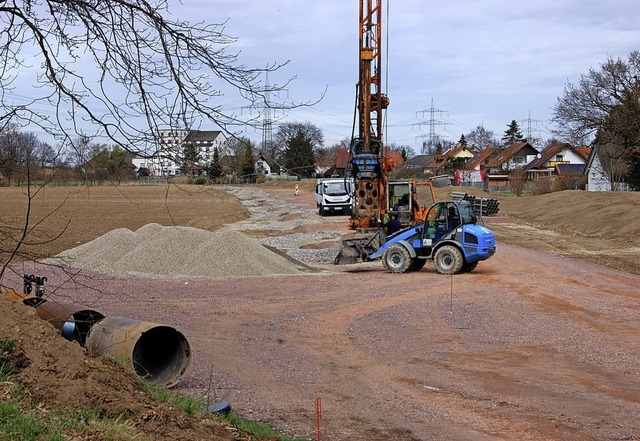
[[1, 183, 639, 441]]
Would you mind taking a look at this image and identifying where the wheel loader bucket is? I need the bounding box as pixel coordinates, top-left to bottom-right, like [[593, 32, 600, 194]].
[[334, 242, 362, 265], [334, 230, 382, 265]]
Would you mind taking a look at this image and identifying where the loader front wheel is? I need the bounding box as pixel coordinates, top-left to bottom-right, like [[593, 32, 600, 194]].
[[383, 244, 411, 273], [434, 245, 464, 274]]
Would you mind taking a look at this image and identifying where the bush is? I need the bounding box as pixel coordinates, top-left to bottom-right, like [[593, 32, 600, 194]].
[[530, 177, 554, 195], [509, 170, 527, 196], [194, 176, 207, 185]]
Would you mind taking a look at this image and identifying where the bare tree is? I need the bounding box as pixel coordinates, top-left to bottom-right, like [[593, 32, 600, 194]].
[[0, 0, 301, 160], [552, 52, 640, 144], [0, 129, 43, 185]]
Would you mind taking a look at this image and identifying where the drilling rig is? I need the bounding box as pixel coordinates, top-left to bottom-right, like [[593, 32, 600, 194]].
[[349, 0, 391, 230], [335, 0, 496, 273], [334, 0, 397, 264]]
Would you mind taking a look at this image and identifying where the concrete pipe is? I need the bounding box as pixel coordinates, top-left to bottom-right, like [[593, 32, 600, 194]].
[[85, 317, 191, 388]]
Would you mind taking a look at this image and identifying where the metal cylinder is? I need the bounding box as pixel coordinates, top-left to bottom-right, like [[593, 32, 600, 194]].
[[85, 317, 191, 388], [27, 299, 105, 346]]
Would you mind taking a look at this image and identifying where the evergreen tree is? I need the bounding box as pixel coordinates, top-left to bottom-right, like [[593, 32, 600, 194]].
[[240, 143, 256, 182], [181, 142, 201, 169], [501, 120, 524, 147], [207, 147, 223, 182], [283, 132, 316, 178], [275, 122, 322, 178], [458, 134, 467, 147], [443, 157, 467, 174]]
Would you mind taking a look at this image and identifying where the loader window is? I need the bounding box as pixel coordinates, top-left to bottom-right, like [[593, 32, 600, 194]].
[[458, 203, 476, 225]]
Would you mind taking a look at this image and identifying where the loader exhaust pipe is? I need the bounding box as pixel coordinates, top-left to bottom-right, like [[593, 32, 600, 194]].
[[85, 317, 191, 388]]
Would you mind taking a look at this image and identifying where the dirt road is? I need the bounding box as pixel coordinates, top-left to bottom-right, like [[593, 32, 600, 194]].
[[24, 185, 637, 441]]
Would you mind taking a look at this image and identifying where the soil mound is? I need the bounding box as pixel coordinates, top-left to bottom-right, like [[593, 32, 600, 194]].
[[49, 223, 308, 278], [0, 295, 250, 440]]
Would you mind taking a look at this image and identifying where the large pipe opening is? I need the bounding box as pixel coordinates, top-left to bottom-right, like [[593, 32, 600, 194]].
[[132, 326, 191, 386], [86, 317, 190, 388]]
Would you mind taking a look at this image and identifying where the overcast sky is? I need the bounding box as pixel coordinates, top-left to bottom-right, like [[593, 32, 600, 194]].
[[173, 0, 639, 152]]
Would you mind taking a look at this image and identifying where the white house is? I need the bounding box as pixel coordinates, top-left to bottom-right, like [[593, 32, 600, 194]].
[[584, 145, 629, 191], [255, 154, 273, 175], [131, 130, 228, 176]]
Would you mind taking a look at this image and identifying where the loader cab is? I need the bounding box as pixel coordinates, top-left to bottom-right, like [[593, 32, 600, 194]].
[[387, 180, 417, 226], [422, 201, 476, 244]]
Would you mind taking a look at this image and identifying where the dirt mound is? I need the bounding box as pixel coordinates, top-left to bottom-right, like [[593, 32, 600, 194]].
[[48, 223, 309, 278], [498, 189, 640, 244], [0, 295, 242, 441]]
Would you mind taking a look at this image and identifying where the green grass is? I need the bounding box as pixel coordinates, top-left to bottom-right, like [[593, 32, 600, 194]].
[[219, 413, 309, 441], [0, 402, 146, 441], [143, 382, 308, 440], [0, 339, 18, 381]]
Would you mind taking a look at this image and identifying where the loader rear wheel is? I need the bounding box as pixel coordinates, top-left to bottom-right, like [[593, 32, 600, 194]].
[[434, 245, 464, 274], [383, 244, 411, 273]]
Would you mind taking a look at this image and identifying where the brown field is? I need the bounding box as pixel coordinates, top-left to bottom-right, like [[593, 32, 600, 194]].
[[1, 182, 639, 441]]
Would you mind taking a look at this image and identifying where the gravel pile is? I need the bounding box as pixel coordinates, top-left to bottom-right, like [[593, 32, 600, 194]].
[[48, 186, 341, 277], [49, 223, 308, 278]]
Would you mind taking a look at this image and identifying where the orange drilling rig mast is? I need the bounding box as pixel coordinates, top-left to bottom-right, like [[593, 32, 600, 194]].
[[349, 0, 392, 230]]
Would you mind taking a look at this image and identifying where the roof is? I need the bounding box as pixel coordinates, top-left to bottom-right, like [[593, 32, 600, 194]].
[[402, 155, 434, 168], [485, 142, 537, 168], [573, 147, 592, 161], [335, 147, 349, 169], [183, 130, 224, 142], [384, 149, 404, 167], [426, 145, 474, 168], [526, 141, 572, 169], [465, 147, 496, 170]]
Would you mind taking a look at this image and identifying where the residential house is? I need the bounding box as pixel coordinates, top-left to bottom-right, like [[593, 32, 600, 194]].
[[400, 155, 435, 174], [452, 147, 497, 186], [182, 130, 228, 164], [131, 129, 228, 176], [464, 146, 496, 171], [525, 141, 590, 180], [255, 154, 273, 175], [319, 147, 350, 177], [483, 142, 538, 174], [426, 145, 475, 173], [584, 144, 630, 191]]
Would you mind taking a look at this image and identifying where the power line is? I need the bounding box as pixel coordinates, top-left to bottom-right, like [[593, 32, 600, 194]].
[[519, 110, 544, 141], [414, 98, 449, 154]]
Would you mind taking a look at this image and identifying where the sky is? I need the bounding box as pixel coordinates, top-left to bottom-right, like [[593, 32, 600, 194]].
[[173, 0, 639, 153], [8, 0, 640, 154]]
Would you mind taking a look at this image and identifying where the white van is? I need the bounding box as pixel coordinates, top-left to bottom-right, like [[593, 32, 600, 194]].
[[315, 178, 354, 216]]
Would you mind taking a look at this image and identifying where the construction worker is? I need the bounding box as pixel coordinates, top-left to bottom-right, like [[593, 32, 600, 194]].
[[383, 213, 402, 236]]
